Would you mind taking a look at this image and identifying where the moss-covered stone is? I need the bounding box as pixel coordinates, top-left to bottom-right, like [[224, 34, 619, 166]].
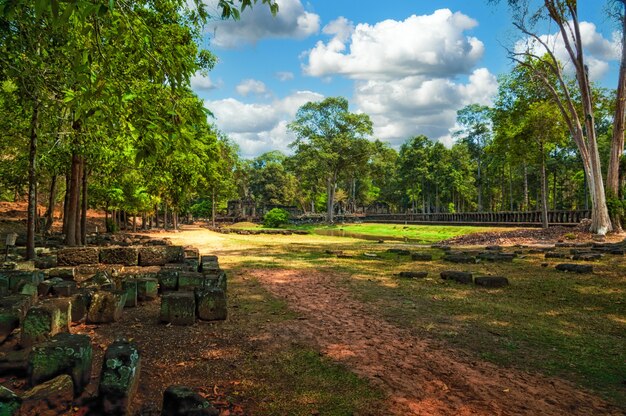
[[21, 374, 73, 416], [28, 333, 92, 394], [161, 385, 218, 416], [183, 247, 199, 260], [57, 248, 99, 266], [87, 290, 127, 323], [41, 298, 71, 331], [70, 290, 93, 323], [45, 267, 75, 280], [21, 302, 65, 348], [0, 270, 44, 292], [157, 270, 178, 293], [0, 385, 21, 416], [0, 294, 32, 344], [99, 340, 141, 415], [99, 247, 139, 266], [138, 247, 168, 266], [37, 277, 64, 297], [165, 246, 185, 264], [136, 278, 158, 301], [81, 271, 114, 290], [160, 293, 195, 326], [18, 282, 38, 302], [183, 259, 199, 272], [177, 272, 207, 291], [51, 281, 77, 297], [122, 280, 138, 307], [199, 260, 219, 274], [194, 288, 227, 321]]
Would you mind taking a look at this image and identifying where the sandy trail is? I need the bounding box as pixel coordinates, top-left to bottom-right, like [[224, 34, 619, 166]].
[[161, 227, 623, 416]]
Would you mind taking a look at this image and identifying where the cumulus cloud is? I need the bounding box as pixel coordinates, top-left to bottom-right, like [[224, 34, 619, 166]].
[[205, 91, 324, 157], [354, 68, 498, 147], [303, 9, 484, 80], [275, 71, 295, 81], [514, 21, 620, 81], [190, 72, 218, 90], [236, 79, 269, 97], [207, 0, 319, 48]]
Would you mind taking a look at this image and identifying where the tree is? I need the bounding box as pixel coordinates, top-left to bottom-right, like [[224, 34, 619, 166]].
[[496, 0, 612, 234], [288, 97, 373, 222]]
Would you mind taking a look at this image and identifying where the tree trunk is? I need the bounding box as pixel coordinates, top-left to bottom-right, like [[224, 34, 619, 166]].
[[26, 100, 39, 259], [523, 162, 529, 211], [80, 164, 87, 245], [477, 157, 483, 211], [74, 156, 83, 246], [65, 153, 81, 246], [44, 174, 57, 233], [173, 211, 178, 230], [326, 176, 335, 223], [540, 143, 549, 229], [164, 203, 169, 230], [133, 215, 137, 232], [62, 174, 69, 233], [212, 188, 217, 227]]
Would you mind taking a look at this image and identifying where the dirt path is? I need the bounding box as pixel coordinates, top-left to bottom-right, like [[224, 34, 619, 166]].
[[251, 268, 623, 416]]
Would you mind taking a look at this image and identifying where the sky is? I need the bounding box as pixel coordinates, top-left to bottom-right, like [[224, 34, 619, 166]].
[[191, 0, 622, 159]]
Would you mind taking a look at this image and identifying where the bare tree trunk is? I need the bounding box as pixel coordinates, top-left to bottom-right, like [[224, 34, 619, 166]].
[[62, 174, 69, 234], [212, 188, 216, 227], [164, 203, 169, 230], [65, 153, 81, 246], [26, 99, 39, 259], [523, 162, 529, 211], [74, 157, 83, 246], [326, 176, 336, 223], [133, 215, 137, 232], [173, 211, 178, 230], [80, 164, 87, 245], [44, 174, 57, 233], [540, 143, 549, 229]]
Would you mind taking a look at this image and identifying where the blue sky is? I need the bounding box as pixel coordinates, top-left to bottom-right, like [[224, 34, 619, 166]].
[[191, 1, 621, 158]]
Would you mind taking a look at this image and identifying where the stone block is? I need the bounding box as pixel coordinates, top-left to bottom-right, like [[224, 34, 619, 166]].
[[41, 298, 72, 331], [545, 252, 570, 259], [0, 295, 33, 344], [474, 276, 509, 288], [157, 270, 178, 293], [20, 374, 73, 416], [410, 253, 433, 261], [443, 255, 476, 264], [0, 386, 21, 416], [70, 290, 92, 323], [87, 290, 127, 323], [477, 252, 516, 262], [0, 270, 44, 292], [572, 253, 602, 261], [195, 288, 227, 321], [184, 259, 200, 272], [178, 272, 208, 291], [34, 255, 57, 270], [136, 278, 158, 301], [28, 333, 92, 394], [51, 281, 77, 297], [555, 263, 593, 274], [397, 271, 428, 279], [387, 248, 411, 255], [160, 293, 195, 326], [19, 282, 38, 302], [183, 247, 199, 260], [82, 271, 114, 290], [161, 385, 218, 416], [21, 303, 65, 348], [38, 278, 64, 297], [440, 271, 473, 284], [57, 248, 99, 266], [99, 340, 141, 415], [122, 280, 138, 307], [46, 267, 75, 280], [99, 247, 139, 266], [138, 247, 168, 267], [165, 246, 185, 263]]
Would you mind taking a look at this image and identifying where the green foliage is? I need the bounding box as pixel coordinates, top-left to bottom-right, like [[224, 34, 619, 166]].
[[263, 208, 290, 228], [190, 200, 212, 218]]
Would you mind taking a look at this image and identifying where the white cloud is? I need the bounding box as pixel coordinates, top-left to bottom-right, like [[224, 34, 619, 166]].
[[236, 79, 269, 97], [354, 68, 498, 147], [514, 21, 620, 81], [303, 9, 484, 80], [190, 72, 218, 90], [208, 0, 319, 48], [275, 71, 295, 81], [206, 91, 324, 157]]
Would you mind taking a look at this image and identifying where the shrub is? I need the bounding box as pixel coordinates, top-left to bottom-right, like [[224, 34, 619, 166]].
[[263, 208, 290, 228]]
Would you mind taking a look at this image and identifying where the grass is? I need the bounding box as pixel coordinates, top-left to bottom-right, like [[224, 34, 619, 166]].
[[168, 226, 626, 410], [226, 221, 521, 244]]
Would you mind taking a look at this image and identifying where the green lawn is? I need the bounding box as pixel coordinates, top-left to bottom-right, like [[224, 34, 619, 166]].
[[226, 221, 520, 244]]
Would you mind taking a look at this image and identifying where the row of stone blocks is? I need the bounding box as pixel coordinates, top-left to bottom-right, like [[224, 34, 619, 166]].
[[398, 270, 509, 287], [53, 245, 193, 267]]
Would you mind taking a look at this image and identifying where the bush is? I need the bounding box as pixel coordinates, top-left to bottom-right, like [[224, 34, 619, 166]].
[[263, 208, 290, 228]]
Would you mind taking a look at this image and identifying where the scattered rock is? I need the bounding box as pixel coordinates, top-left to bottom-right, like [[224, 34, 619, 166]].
[[443, 255, 476, 264], [195, 288, 227, 321], [474, 276, 509, 288], [161, 385, 218, 416], [137, 247, 168, 267], [99, 340, 141, 415], [160, 292, 196, 326], [20, 374, 74, 416], [87, 290, 127, 324], [99, 247, 139, 266], [440, 271, 473, 284], [397, 271, 428, 279], [0, 385, 21, 416], [555, 263, 593, 274], [410, 253, 433, 261], [57, 248, 99, 266], [387, 249, 411, 256]]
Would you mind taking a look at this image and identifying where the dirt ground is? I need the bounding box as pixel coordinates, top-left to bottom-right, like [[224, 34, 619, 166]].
[[152, 227, 623, 416]]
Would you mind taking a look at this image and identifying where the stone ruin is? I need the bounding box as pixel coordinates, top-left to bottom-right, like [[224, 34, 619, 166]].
[[0, 234, 227, 415]]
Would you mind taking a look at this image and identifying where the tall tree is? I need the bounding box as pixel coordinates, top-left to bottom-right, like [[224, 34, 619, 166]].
[[288, 97, 373, 223]]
